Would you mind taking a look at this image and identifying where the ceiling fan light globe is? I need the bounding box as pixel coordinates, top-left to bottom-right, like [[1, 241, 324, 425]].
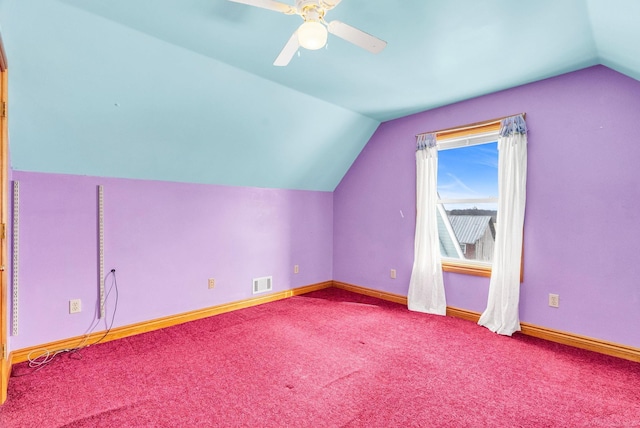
[[297, 21, 327, 50]]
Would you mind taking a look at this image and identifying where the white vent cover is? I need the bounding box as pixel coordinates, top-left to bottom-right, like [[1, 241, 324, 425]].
[[253, 276, 273, 294]]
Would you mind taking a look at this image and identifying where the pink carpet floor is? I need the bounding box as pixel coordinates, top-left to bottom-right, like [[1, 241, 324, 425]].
[[1, 288, 639, 427]]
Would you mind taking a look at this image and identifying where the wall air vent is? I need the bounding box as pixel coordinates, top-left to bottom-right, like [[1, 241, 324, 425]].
[[253, 276, 273, 294]]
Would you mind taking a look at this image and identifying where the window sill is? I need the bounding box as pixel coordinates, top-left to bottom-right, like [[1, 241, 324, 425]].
[[442, 259, 524, 282], [442, 260, 491, 278]]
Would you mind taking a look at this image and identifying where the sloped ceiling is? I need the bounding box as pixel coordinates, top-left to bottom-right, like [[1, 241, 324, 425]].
[[1, 0, 639, 191]]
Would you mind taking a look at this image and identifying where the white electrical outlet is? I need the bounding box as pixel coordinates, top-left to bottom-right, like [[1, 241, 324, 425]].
[[549, 293, 559, 308], [69, 299, 82, 314], [294, 265, 299, 274], [208, 278, 215, 289], [390, 269, 397, 279]]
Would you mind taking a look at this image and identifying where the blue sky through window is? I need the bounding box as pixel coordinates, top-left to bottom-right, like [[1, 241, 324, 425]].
[[437, 141, 498, 201]]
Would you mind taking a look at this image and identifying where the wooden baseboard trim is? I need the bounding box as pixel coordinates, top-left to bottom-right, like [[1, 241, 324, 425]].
[[11, 281, 332, 365], [518, 322, 640, 362], [332, 281, 408, 305], [333, 281, 640, 363], [445, 306, 481, 323]]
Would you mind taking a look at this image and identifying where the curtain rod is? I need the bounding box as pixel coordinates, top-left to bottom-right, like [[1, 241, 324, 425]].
[[415, 113, 526, 138]]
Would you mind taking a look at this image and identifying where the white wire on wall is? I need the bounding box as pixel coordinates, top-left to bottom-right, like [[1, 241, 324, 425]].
[[18, 270, 119, 376]]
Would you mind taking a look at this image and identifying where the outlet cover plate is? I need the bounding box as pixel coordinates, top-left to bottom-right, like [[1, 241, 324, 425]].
[[69, 299, 82, 314]]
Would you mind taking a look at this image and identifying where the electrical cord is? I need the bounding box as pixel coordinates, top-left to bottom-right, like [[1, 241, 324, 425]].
[[70, 270, 119, 357], [12, 269, 119, 377]]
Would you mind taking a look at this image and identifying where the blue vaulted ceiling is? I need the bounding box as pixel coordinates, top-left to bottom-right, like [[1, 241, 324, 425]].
[[1, 0, 639, 190]]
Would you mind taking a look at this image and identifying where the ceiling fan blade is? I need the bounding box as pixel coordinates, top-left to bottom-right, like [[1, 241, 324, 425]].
[[327, 20, 387, 54], [320, 0, 342, 10], [274, 31, 299, 66], [228, 0, 296, 15]]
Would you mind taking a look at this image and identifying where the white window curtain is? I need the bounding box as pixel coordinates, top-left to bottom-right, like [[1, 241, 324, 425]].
[[478, 115, 528, 336], [408, 133, 447, 315]]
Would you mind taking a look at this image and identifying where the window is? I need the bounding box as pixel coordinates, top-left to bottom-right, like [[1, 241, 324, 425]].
[[435, 122, 501, 277]]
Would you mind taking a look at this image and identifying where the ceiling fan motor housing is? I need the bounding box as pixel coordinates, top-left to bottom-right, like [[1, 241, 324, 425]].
[[297, 1, 326, 23]]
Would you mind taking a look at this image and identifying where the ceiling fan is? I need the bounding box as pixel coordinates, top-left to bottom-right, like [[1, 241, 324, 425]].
[[228, 0, 387, 66]]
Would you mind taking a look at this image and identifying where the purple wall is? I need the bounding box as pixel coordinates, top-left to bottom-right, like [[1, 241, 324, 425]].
[[8, 65, 640, 353], [9, 172, 333, 349], [334, 65, 640, 348]]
